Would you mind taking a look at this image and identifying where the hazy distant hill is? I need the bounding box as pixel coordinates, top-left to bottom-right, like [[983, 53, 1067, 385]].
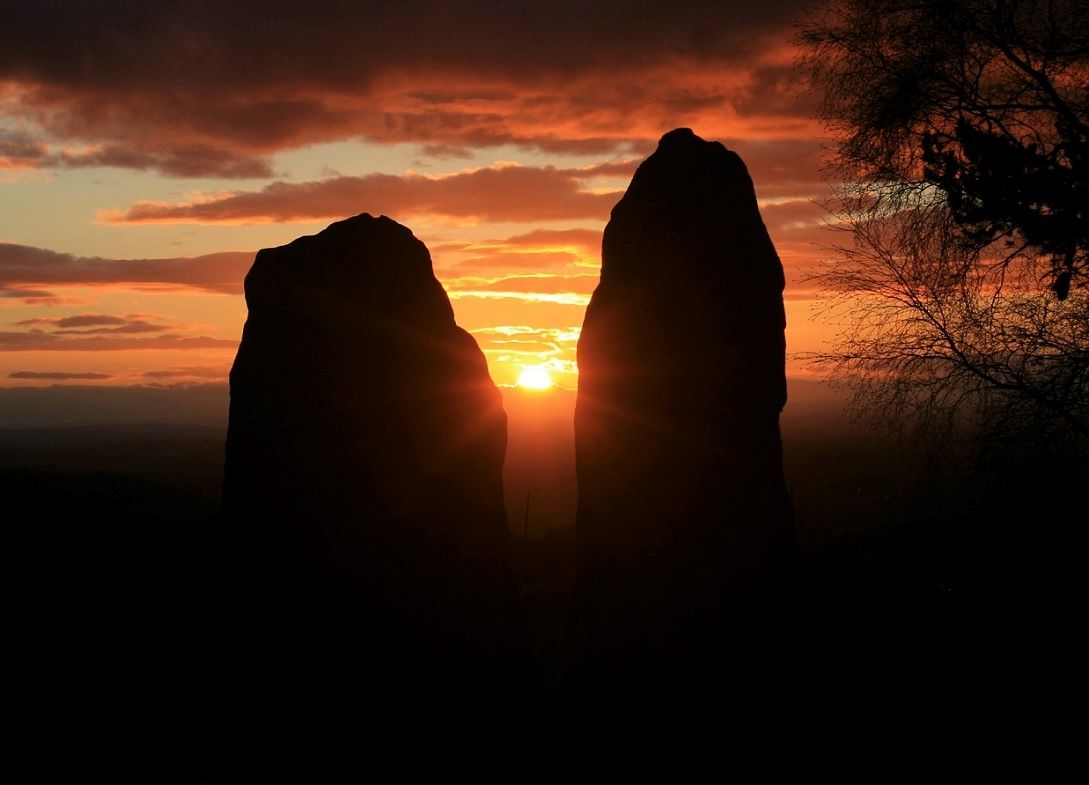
[[0, 382, 228, 429], [1, 375, 1019, 716], [0, 377, 861, 546], [0, 376, 844, 429], [0, 377, 854, 533]]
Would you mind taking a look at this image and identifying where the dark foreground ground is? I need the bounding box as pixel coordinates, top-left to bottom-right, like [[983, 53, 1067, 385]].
[[3, 413, 1080, 764]]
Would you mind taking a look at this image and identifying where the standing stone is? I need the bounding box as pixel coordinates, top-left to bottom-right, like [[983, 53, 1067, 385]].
[[222, 213, 522, 701], [572, 129, 796, 686]]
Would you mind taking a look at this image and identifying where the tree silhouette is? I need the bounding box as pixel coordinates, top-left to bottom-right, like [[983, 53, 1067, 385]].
[[799, 0, 1089, 448]]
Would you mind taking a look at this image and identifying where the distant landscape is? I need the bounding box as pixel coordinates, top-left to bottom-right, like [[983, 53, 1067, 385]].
[[1, 377, 1000, 667], [0, 376, 861, 539], [6, 372, 1077, 737]]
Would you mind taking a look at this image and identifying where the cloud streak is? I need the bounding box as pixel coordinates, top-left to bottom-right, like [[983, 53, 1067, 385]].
[[102, 164, 622, 224], [446, 274, 599, 295], [2, 309, 234, 352], [0, 244, 252, 295], [447, 290, 591, 307], [0, 331, 236, 351], [8, 370, 112, 380], [142, 365, 231, 380], [13, 313, 174, 335]]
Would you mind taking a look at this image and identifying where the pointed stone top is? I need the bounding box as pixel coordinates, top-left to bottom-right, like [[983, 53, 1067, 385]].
[[599, 129, 775, 287], [611, 128, 754, 213]]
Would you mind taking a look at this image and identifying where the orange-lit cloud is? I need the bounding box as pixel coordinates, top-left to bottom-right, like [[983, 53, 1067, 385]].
[[1, 2, 813, 176], [449, 250, 588, 270], [0, 332, 235, 351], [433, 228, 602, 273], [0, 244, 252, 295], [13, 313, 171, 334], [102, 164, 623, 225], [0, 287, 94, 307], [446, 274, 599, 295], [9, 370, 112, 380], [499, 228, 602, 251], [2, 310, 234, 351]]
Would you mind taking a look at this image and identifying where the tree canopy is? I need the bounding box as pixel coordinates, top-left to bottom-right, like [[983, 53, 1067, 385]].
[[802, 0, 1088, 297], [799, 0, 1089, 449]]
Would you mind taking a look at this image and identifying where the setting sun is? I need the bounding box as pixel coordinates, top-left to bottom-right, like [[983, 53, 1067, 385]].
[[517, 366, 553, 390]]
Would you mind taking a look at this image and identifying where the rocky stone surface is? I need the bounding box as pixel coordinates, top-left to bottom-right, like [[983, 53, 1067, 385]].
[[572, 129, 796, 684], [222, 213, 522, 698]]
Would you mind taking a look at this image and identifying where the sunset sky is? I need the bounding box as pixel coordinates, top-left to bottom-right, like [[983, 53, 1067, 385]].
[[0, 0, 838, 393]]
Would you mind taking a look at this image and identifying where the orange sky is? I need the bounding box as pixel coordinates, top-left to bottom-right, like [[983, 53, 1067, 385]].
[[1, 1, 839, 395]]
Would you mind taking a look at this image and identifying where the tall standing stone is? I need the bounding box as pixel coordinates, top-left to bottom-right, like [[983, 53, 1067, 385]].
[[572, 129, 796, 685], [222, 213, 522, 701]]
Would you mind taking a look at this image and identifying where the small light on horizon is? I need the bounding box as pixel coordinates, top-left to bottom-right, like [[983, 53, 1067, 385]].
[[517, 365, 553, 390]]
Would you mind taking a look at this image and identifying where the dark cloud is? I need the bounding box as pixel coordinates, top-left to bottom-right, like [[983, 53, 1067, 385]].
[[2, 287, 60, 300], [0, 130, 47, 168], [0, 291, 93, 307], [9, 314, 172, 334], [8, 370, 112, 380], [47, 144, 274, 179], [0, 331, 235, 351], [1, 304, 233, 351], [17, 313, 179, 336], [104, 164, 622, 224], [57, 313, 128, 328], [0, 244, 252, 294], [419, 144, 473, 160], [732, 59, 821, 120], [0, 1, 811, 175], [730, 139, 831, 198], [15, 314, 126, 328], [142, 365, 229, 380], [54, 319, 168, 335], [1, 2, 804, 89]]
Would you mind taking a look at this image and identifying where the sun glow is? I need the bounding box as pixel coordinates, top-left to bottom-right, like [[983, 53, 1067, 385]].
[[517, 365, 553, 390]]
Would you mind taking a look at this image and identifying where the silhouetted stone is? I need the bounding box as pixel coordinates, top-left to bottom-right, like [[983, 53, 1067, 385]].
[[572, 129, 796, 688], [222, 213, 522, 705]]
